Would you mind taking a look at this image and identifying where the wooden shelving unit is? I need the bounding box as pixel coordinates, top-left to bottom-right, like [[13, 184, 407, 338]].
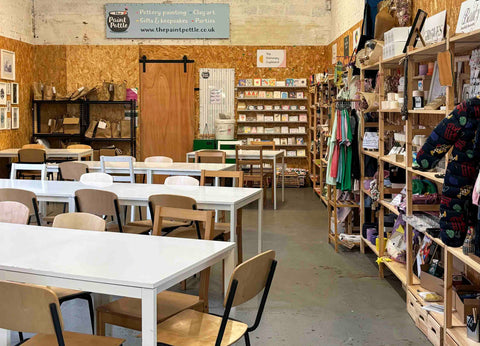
[[235, 84, 309, 159], [357, 28, 480, 346]]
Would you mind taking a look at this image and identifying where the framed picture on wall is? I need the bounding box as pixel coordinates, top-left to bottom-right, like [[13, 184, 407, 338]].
[[11, 83, 18, 104], [1, 50, 15, 81], [0, 108, 6, 130], [0, 83, 6, 105], [6, 82, 11, 95], [11, 107, 19, 129], [7, 100, 11, 112]]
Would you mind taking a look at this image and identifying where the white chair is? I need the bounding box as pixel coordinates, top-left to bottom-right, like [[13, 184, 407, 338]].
[[80, 172, 113, 187], [10, 163, 47, 180], [217, 140, 243, 150], [145, 156, 173, 163], [164, 176, 199, 186], [100, 155, 135, 183]]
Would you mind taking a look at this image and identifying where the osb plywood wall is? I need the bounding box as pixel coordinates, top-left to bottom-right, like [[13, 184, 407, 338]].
[[327, 21, 362, 70], [0, 36, 33, 149], [32, 44, 327, 165], [414, 0, 464, 31]]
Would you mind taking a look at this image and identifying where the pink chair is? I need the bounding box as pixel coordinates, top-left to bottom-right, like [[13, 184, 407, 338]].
[[0, 201, 29, 224]]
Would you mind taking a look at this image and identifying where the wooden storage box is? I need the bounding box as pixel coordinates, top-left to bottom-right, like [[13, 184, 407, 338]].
[[427, 314, 443, 346], [406, 291, 418, 322], [420, 264, 444, 296], [415, 303, 429, 335], [63, 117, 80, 134], [444, 332, 459, 346]]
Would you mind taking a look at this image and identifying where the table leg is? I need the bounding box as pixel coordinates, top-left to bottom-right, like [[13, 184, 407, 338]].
[[282, 155, 285, 202], [224, 248, 235, 298], [258, 195, 263, 253], [230, 205, 237, 264], [141, 288, 157, 346], [146, 171, 153, 185], [68, 197, 76, 213], [273, 158, 277, 210], [0, 329, 10, 346]]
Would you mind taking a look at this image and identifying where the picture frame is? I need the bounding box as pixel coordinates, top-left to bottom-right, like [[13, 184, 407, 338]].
[[6, 82, 11, 95], [11, 107, 19, 129], [11, 83, 19, 104], [0, 107, 6, 130], [7, 100, 11, 112], [403, 9, 428, 53], [0, 83, 6, 105], [1, 50, 15, 80]]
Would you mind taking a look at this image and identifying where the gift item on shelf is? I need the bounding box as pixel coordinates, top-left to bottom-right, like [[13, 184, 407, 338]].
[[416, 99, 480, 247]]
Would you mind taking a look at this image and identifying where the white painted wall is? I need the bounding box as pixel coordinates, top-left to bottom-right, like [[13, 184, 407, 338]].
[[33, 0, 332, 45], [329, 0, 364, 42], [0, 0, 33, 43]]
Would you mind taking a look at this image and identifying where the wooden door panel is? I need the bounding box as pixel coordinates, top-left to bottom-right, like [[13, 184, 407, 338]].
[[140, 62, 194, 163]]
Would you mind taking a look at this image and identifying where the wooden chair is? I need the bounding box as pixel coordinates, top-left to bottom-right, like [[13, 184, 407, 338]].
[[0, 281, 124, 346], [16, 148, 47, 180], [0, 188, 41, 225], [80, 172, 113, 187], [235, 145, 272, 205], [45, 212, 107, 334], [164, 175, 199, 186], [67, 144, 92, 150], [0, 201, 29, 224], [74, 189, 151, 235], [96, 207, 215, 336], [154, 250, 277, 346], [52, 212, 106, 231], [251, 140, 276, 150], [195, 150, 226, 163], [22, 143, 46, 149], [200, 170, 244, 263], [58, 161, 88, 181], [145, 156, 173, 163]]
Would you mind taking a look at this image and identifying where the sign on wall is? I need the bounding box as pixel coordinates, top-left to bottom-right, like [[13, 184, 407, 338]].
[[420, 10, 446, 45], [456, 0, 480, 34], [256, 50, 286, 68], [105, 3, 230, 39]]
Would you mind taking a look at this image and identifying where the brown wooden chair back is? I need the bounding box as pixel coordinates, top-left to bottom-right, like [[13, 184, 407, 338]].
[[200, 170, 244, 187], [225, 250, 276, 307], [22, 143, 45, 149], [67, 144, 92, 150], [59, 161, 88, 181], [251, 140, 275, 150], [0, 201, 30, 224], [148, 194, 197, 222], [0, 188, 38, 216], [18, 148, 46, 163], [52, 212, 106, 232], [152, 206, 213, 238], [0, 281, 63, 334], [194, 150, 226, 164], [75, 189, 118, 216]]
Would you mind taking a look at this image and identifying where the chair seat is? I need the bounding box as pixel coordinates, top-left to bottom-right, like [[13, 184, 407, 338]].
[[166, 226, 225, 240], [106, 223, 151, 234], [156, 309, 248, 346], [23, 331, 124, 346], [96, 291, 204, 331], [49, 286, 87, 300]]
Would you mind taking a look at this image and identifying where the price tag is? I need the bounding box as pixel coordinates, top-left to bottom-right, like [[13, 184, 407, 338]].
[[98, 121, 107, 129], [52, 87, 56, 94]]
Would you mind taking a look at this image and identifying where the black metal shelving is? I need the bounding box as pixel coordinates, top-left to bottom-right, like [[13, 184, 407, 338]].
[[32, 99, 137, 157]]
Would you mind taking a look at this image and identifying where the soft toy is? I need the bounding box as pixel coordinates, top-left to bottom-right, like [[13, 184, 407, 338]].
[[416, 99, 480, 247]]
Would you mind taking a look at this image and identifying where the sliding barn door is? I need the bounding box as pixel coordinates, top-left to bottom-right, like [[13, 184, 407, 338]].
[[140, 62, 194, 162]]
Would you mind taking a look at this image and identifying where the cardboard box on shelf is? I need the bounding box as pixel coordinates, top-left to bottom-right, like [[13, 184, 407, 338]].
[[453, 285, 480, 324]]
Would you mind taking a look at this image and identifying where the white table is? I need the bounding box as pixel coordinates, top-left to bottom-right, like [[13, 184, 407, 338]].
[[186, 149, 285, 209], [0, 179, 263, 255], [46, 161, 235, 184], [0, 148, 94, 160], [0, 223, 235, 346]]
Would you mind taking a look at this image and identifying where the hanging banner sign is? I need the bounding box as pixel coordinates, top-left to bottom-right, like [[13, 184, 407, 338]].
[[105, 3, 230, 39], [456, 0, 480, 34], [256, 50, 287, 68]]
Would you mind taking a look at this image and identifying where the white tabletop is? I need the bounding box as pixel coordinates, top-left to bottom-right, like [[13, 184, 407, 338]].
[[186, 149, 285, 159], [48, 161, 235, 173], [0, 148, 93, 158], [0, 179, 262, 208], [0, 223, 234, 289]]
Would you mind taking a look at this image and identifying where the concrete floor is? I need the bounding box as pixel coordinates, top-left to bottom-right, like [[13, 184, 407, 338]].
[[11, 188, 429, 345]]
